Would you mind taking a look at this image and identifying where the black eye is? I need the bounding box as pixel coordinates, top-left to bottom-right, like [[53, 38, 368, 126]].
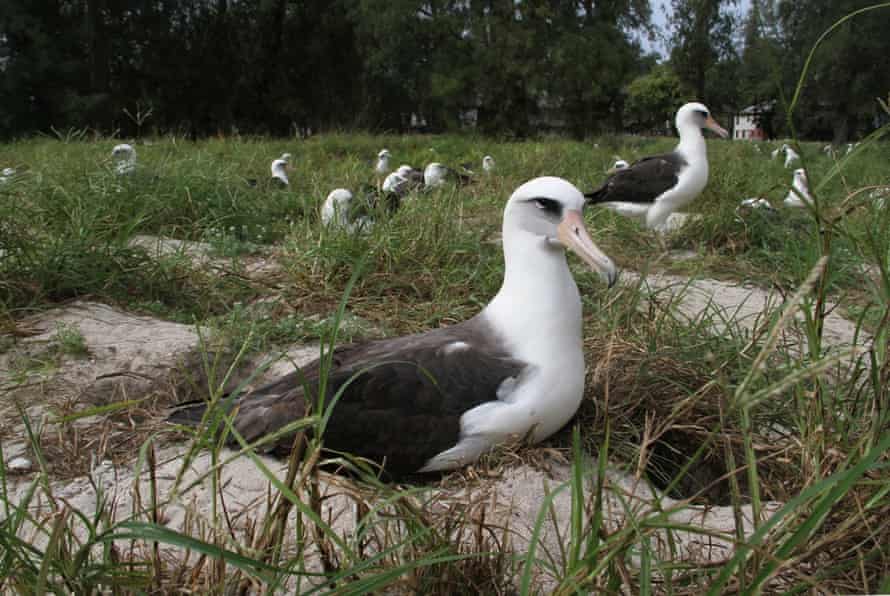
[[532, 198, 562, 216], [696, 109, 709, 119]]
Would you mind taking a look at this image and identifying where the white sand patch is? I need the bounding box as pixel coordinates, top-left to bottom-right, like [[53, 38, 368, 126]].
[[6, 447, 779, 592], [624, 271, 870, 355], [0, 301, 201, 408]]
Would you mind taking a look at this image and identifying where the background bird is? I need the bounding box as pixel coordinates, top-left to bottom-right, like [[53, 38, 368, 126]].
[[321, 188, 373, 233], [584, 102, 728, 231], [270, 157, 289, 187], [423, 162, 473, 188], [111, 144, 137, 175], [784, 168, 813, 208]]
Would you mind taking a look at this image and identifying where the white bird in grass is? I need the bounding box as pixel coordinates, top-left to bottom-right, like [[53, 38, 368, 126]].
[[584, 102, 728, 231], [739, 197, 775, 211], [422, 162, 473, 188], [270, 158, 289, 187], [784, 168, 813, 208], [169, 177, 617, 476], [784, 146, 800, 168], [424, 162, 448, 188], [483, 155, 496, 173], [375, 149, 391, 176], [611, 159, 629, 171], [321, 189, 373, 234], [0, 167, 16, 184], [383, 165, 423, 196], [111, 144, 137, 175]]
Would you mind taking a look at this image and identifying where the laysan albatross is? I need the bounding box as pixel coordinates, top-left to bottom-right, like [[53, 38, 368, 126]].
[[784, 168, 813, 208], [111, 144, 137, 176], [170, 177, 617, 476], [270, 158, 289, 187], [584, 102, 728, 230]]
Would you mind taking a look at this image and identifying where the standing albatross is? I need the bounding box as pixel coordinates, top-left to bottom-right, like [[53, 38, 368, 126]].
[[584, 102, 728, 230], [170, 177, 617, 476]]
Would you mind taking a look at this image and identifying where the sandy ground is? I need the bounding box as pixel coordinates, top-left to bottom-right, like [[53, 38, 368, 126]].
[[1, 233, 864, 590]]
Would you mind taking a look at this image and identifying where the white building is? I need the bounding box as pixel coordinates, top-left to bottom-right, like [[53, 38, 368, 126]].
[[733, 103, 772, 141]]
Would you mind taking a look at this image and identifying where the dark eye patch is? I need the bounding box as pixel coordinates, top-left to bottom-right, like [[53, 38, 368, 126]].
[[695, 109, 709, 119], [530, 197, 563, 217]]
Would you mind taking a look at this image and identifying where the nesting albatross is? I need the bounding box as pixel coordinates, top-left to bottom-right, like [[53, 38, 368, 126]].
[[270, 158, 289, 187], [111, 144, 137, 175], [170, 177, 617, 476], [584, 102, 728, 230]]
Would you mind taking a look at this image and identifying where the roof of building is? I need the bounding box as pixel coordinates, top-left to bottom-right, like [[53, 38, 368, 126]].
[[739, 101, 776, 115]]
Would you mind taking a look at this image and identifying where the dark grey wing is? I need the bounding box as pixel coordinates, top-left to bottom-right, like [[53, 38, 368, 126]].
[[229, 322, 526, 476], [585, 152, 685, 205]]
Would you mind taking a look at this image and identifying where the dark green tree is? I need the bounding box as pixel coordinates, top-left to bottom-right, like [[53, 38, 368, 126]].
[[778, 0, 890, 142], [668, 0, 738, 108]]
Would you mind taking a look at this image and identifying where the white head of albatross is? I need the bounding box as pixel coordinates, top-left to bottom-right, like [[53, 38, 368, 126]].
[[483, 155, 495, 172], [375, 149, 391, 175], [784, 168, 813, 208], [111, 144, 137, 175], [585, 102, 727, 230], [280, 152, 292, 163], [270, 158, 289, 186], [168, 176, 615, 477]]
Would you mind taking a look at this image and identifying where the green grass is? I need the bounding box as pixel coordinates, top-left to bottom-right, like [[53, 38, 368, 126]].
[[0, 129, 888, 593]]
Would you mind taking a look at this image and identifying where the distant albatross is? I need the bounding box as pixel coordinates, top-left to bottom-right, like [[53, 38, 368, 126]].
[[584, 102, 728, 230], [423, 162, 473, 188], [111, 144, 137, 175], [383, 164, 424, 196], [321, 188, 373, 233], [270, 158, 289, 187], [170, 177, 617, 476], [784, 168, 813, 208]]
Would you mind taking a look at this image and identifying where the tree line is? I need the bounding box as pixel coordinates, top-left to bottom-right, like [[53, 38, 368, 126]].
[[0, 0, 887, 142]]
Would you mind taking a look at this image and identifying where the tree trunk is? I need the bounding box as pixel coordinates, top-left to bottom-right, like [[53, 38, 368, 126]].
[[87, 0, 110, 130]]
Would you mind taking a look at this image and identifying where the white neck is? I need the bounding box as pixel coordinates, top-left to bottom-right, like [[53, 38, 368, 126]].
[[676, 119, 706, 159], [482, 225, 583, 363]]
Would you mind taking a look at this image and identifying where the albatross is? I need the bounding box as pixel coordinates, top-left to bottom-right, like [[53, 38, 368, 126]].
[[583, 102, 728, 230], [270, 158, 289, 187], [423, 162, 473, 188], [170, 177, 617, 476], [383, 165, 424, 196], [321, 188, 374, 233], [375, 149, 392, 176], [111, 144, 137, 175], [784, 168, 813, 208]]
